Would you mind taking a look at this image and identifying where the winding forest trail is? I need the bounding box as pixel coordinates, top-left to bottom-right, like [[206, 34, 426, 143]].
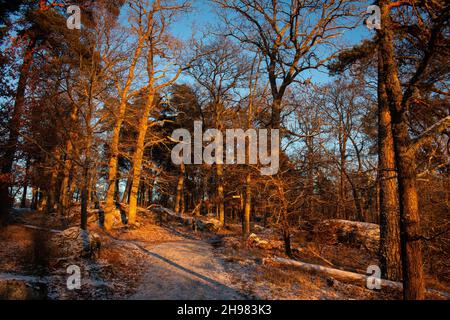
[[127, 239, 246, 300], [0, 216, 249, 300], [2, 215, 448, 300]]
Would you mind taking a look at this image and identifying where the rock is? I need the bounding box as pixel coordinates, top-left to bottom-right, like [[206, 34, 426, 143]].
[[0, 278, 47, 300], [253, 225, 265, 232], [196, 218, 223, 232], [151, 207, 189, 225], [204, 218, 223, 232], [247, 233, 271, 250], [313, 219, 380, 254], [52, 227, 101, 260]]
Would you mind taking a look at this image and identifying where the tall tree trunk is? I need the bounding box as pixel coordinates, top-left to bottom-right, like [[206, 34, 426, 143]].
[[58, 140, 73, 217], [282, 225, 292, 257], [46, 149, 61, 213], [31, 187, 38, 210], [80, 162, 90, 231], [122, 170, 133, 203], [58, 101, 79, 217], [20, 156, 30, 208], [104, 120, 124, 229], [67, 167, 77, 207], [80, 147, 92, 230], [378, 53, 402, 282], [104, 37, 145, 230], [21, 184, 28, 208], [147, 183, 153, 206], [379, 1, 425, 299], [243, 84, 254, 236], [339, 165, 346, 218], [348, 179, 365, 222], [338, 131, 348, 219], [391, 113, 425, 299], [271, 97, 282, 129], [214, 100, 225, 225], [38, 190, 47, 211], [216, 163, 224, 225], [128, 91, 155, 226], [0, 37, 36, 220], [243, 173, 251, 236], [305, 136, 315, 220], [180, 184, 185, 214], [87, 163, 96, 208], [174, 162, 185, 215]]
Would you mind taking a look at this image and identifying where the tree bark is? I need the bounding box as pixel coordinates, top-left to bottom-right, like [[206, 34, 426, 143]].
[[122, 170, 133, 204], [271, 97, 282, 129], [128, 91, 155, 226], [243, 83, 254, 236], [378, 0, 425, 299], [103, 35, 145, 230], [58, 140, 73, 216], [80, 162, 90, 231], [243, 173, 251, 236], [45, 149, 61, 213], [349, 181, 365, 222], [174, 162, 185, 215], [104, 116, 125, 229], [20, 156, 30, 208], [58, 102, 79, 217], [378, 52, 402, 282], [217, 163, 225, 225], [338, 137, 348, 219], [67, 167, 77, 207], [305, 136, 315, 220], [282, 226, 292, 257]]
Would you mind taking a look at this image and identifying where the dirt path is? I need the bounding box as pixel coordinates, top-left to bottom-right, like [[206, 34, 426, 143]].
[[1, 216, 248, 300], [127, 239, 246, 300]]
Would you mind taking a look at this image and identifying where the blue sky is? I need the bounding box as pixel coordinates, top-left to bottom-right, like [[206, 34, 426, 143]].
[[167, 0, 373, 85], [170, 0, 217, 39], [118, 0, 374, 86]]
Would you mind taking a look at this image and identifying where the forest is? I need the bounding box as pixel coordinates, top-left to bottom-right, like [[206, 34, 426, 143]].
[[0, 0, 449, 301]]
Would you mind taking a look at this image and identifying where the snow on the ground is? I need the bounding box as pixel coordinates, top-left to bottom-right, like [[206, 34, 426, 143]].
[[1, 207, 448, 300], [130, 240, 246, 300]]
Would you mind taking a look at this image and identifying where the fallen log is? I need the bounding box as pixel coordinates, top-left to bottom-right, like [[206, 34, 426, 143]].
[[150, 206, 223, 232], [151, 206, 193, 225], [264, 257, 402, 290], [265, 257, 450, 298], [21, 224, 61, 234]]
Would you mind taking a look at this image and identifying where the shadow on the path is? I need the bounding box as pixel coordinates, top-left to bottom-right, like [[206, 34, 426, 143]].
[[132, 241, 254, 299]]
